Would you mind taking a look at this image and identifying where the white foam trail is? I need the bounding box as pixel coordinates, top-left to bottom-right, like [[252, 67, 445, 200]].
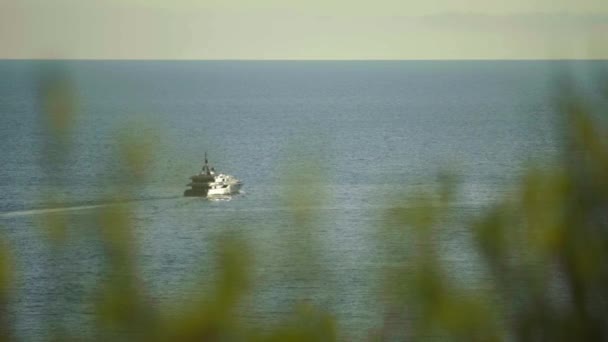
[[0, 204, 107, 218], [0, 194, 186, 219], [207, 195, 232, 202]]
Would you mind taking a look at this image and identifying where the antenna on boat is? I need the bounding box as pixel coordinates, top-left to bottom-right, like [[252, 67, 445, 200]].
[[202, 152, 211, 175]]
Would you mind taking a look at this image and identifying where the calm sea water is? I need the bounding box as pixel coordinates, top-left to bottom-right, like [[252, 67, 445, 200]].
[[0, 60, 604, 339]]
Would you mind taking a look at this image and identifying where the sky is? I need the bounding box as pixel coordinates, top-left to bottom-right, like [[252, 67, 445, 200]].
[[1, 0, 607, 59]]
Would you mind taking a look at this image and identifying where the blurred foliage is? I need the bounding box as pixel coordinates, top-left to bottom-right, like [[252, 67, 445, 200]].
[[0, 70, 607, 341], [0, 238, 12, 341], [378, 79, 608, 340]]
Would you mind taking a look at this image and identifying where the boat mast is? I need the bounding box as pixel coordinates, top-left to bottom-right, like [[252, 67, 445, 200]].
[[202, 152, 210, 175]]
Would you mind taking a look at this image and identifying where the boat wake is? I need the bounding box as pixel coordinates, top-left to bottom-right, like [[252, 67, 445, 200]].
[[0, 195, 183, 218], [207, 195, 233, 202], [0, 204, 107, 218]]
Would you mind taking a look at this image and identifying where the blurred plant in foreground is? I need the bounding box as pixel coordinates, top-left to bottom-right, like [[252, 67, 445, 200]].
[[378, 80, 608, 341], [0, 239, 12, 341], [0, 69, 607, 341]]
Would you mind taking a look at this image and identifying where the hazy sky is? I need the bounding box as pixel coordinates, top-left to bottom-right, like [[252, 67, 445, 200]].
[[1, 0, 607, 59]]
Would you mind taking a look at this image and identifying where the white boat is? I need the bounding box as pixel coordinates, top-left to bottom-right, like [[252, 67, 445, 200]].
[[207, 173, 242, 196], [184, 153, 242, 197]]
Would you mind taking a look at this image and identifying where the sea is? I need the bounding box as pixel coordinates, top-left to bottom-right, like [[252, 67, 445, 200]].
[[0, 60, 605, 340]]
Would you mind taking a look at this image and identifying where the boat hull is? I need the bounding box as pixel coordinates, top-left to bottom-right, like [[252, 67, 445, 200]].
[[207, 183, 242, 196], [183, 186, 209, 197]]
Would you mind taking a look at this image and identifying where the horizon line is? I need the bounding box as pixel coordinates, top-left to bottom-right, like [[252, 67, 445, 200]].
[[1, 58, 607, 62]]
